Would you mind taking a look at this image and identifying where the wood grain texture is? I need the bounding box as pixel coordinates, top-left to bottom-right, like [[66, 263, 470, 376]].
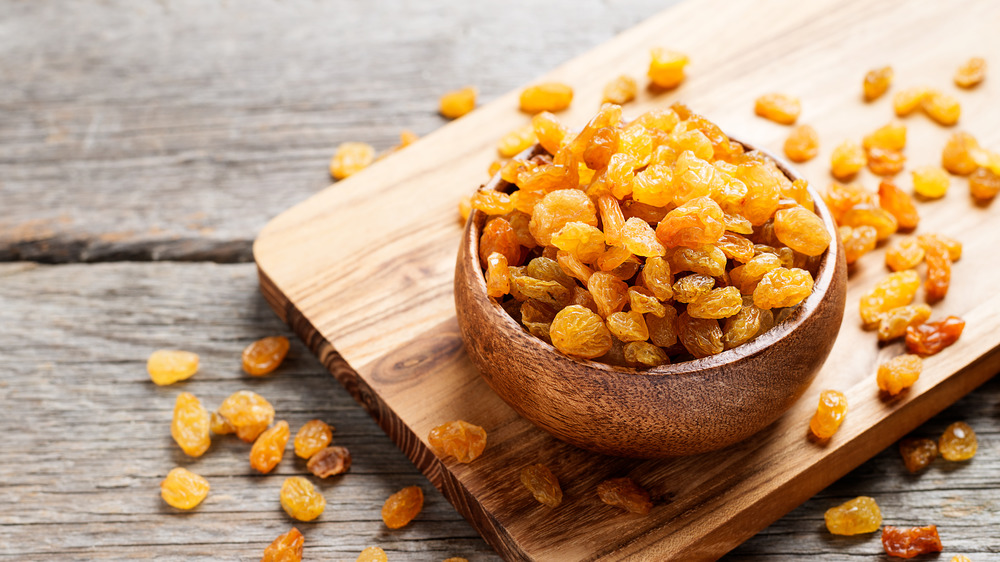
[[254, 0, 1000, 558]]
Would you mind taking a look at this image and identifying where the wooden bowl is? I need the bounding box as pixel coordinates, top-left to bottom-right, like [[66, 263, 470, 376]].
[[454, 141, 847, 458]]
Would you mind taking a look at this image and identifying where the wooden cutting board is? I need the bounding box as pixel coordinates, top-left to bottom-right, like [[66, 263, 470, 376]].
[[254, 0, 1000, 558]]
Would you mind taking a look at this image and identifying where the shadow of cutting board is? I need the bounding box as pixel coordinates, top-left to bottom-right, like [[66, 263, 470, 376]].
[[254, 0, 1000, 558]]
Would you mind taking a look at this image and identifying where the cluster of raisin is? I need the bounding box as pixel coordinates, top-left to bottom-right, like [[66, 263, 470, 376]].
[[473, 101, 830, 367]]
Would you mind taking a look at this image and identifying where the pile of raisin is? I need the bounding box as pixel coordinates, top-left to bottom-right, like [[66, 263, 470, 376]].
[[472, 102, 830, 367]]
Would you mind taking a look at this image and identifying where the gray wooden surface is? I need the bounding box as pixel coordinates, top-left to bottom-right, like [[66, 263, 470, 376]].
[[0, 1, 997, 560]]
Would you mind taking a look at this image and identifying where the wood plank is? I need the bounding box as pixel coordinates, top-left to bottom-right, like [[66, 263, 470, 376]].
[[254, 0, 1000, 558], [0, 0, 667, 262]]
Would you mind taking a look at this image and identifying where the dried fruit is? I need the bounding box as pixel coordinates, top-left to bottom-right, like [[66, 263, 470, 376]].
[[280, 476, 325, 521], [480, 217, 522, 266], [655, 196, 725, 248], [878, 180, 919, 230], [754, 93, 801, 125], [307, 446, 352, 478], [428, 420, 487, 463], [809, 390, 848, 439], [439, 86, 477, 119], [824, 496, 881, 535], [171, 392, 210, 457], [330, 142, 375, 180], [602, 75, 638, 105], [859, 271, 920, 328], [941, 131, 983, 175], [497, 123, 537, 158], [262, 528, 304, 562], [773, 206, 831, 256], [218, 390, 275, 443], [921, 90, 961, 126], [356, 546, 387, 562], [520, 464, 562, 507], [687, 286, 742, 319], [906, 316, 965, 355], [723, 303, 771, 349], [970, 167, 1000, 200], [878, 304, 932, 341], [242, 336, 291, 376], [783, 125, 819, 162], [530, 190, 598, 246], [918, 233, 962, 261], [606, 310, 650, 342], [148, 350, 199, 385], [294, 419, 333, 459], [863, 121, 907, 152], [866, 147, 906, 176], [753, 267, 813, 309], [921, 236, 952, 302], [881, 525, 943, 558], [672, 274, 715, 303], [893, 87, 929, 117], [677, 312, 723, 358], [954, 57, 986, 88], [520, 82, 573, 114], [863, 66, 894, 101], [830, 141, 867, 180], [840, 204, 898, 241], [486, 252, 512, 298], [382, 486, 423, 529], [884, 237, 925, 272], [840, 225, 878, 265], [250, 420, 290, 474], [899, 437, 937, 473], [623, 341, 670, 367], [912, 166, 950, 198], [939, 421, 977, 461], [160, 467, 209, 510], [550, 305, 613, 358], [877, 354, 923, 395], [210, 411, 235, 435], [596, 477, 652, 514], [647, 48, 688, 89]]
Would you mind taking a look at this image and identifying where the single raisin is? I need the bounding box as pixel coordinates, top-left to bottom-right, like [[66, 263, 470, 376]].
[[941, 131, 983, 175], [160, 467, 210, 510], [428, 420, 487, 463], [597, 477, 652, 514], [623, 341, 670, 368], [878, 304, 931, 341], [877, 354, 923, 396], [912, 165, 951, 198], [753, 267, 813, 309], [954, 57, 987, 88], [647, 48, 688, 89], [677, 312, 724, 358], [520, 464, 563, 508], [830, 141, 867, 180], [148, 349, 199, 386], [906, 316, 965, 355], [330, 142, 374, 180], [884, 237, 925, 272], [250, 420, 290, 474], [262, 528, 304, 562], [307, 446, 352, 478], [754, 93, 801, 124], [783, 124, 819, 162], [921, 90, 961, 126], [294, 419, 333, 459], [970, 167, 1000, 200], [881, 525, 943, 558], [439, 86, 477, 119], [859, 271, 920, 328], [824, 496, 881, 535], [356, 546, 388, 562], [171, 392, 211, 457], [497, 123, 537, 158], [809, 390, 848, 440], [899, 437, 937, 473], [863, 66, 893, 101], [218, 390, 275, 443], [893, 87, 929, 117], [519, 82, 573, 114], [939, 421, 977, 461], [242, 336, 290, 376], [281, 477, 326, 522], [878, 180, 919, 230], [773, 206, 831, 256], [602, 75, 638, 105], [382, 486, 423, 529]]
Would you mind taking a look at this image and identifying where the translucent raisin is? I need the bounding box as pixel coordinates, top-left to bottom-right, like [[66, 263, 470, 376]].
[[687, 286, 742, 319], [280, 476, 326, 522], [753, 267, 813, 309], [809, 389, 848, 439], [918, 233, 962, 261], [583, 127, 620, 171], [921, 90, 961, 126], [878, 180, 919, 230], [840, 225, 878, 265], [519, 82, 573, 114], [646, 308, 679, 348], [532, 112, 570, 154], [294, 419, 333, 459], [824, 181, 876, 223], [906, 316, 965, 355], [550, 305, 613, 358], [330, 142, 374, 180], [754, 93, 801, 125], [723, 302, 770, 349], [863, 66, 893, 101], [486, 252, 512, 298], [677, 311, 723, 358], [480, 217, 522, 266], [428, 420, 487, 463], [439, 86, 477, 119], [858, 270, 920, 327], [877, 354, 923, 395], [863, 121, 907, 152], [840, 204, 898, 241], [588, 272, 629, 318], [355, 546, 388, 562], [529, 190, 598, 246], [881, 525, 943, 558], [899, 437, 938, 473], [631, 164, 673, 207], [250, 420, 289, 474], [884, 237, 925, 272], [939, 421, 977, 461], [672, 273, 715, 304], [912, 165, 951, 198], [147, 349, 199, 386], [921, 236, 951, 302], [866, 147, 906, 176], [878, 304, 931, 341], [783, 124, 819, 162], [830, 141, 867, 181], [471, 191, 515, 216], [668, 245, 727, 278], [497, 123, 537, 158], [773, 206, 831, 256], [955, 57, 987, 88], [382, 486, 423, 529], [171, 392, 210, 457], [218, 390, 275, 443], [606, 310, 650, 342], [970, 167, 1000, 200], [597, 477, 652, 514], [307, 446, 352, 478], [551, 221, 607, 263], [647, 48, 688, 89], [242, 336, 290, 376], [602, 75, 638, 105], [262, 528, 304, 562], [824, 496, 881, 535], [160, 467, 209, 510], [520, 464, 563, 507], [628, 286, 666, 318], [893, 87, 929, 117]]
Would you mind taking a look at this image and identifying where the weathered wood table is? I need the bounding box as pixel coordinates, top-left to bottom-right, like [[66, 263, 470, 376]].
[[1, 1, 997, 560]]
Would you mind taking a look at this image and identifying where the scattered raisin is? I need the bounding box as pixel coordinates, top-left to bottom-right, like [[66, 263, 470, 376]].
[[893, 87, 929, 117], [242, 336, 290, 376], [970, 167, 1000, 200], [519, 82, 573, 114], [939, 421, 977, 461], [262, 528, 304, 562], [754, 93, 801, 125], [877, 354, 923, 396], [427, 420, 487, 463], [307, 446, 352, 478], [439, 86, 477, 119], [647, 48, 688, 89], [148, 349, 199, 386], [161, 467, 209, 510], [809, 389, 847, 440], [921, 90, 961, 126], [906, 316, 965, 355], [171, 392, 211, 457], [954, 57, 986, 88], [878, 180, 920, 230], [330, 142, 375, 180], [280, 476, 326, 522], [881, 525, 943, 558], [382, 486, 423, 529], [294, 419, 333, 459], [899, 437, 937, 473], [596, 477, 652, 515], [602, 75, 638, 105], [912, 166, 951, 198], [250, 420, 289, 474], [218, 390, 275, 443], [520, 464, 562, 508], [830, 141, 867, 180], [878, 304, 931, 341], [355, 546, 388, 562], [783, 124, 819, 162], [863, 66, 893, 101], [824, 496, 881, 535]]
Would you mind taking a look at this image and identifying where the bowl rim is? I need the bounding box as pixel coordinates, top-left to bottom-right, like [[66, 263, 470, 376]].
[[463, 138, 843, 378]]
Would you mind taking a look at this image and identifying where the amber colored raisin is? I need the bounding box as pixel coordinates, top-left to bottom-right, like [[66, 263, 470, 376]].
[[970, 167, 1000, 200], [906, 316, 965, 356], [884, 237, 925, 272], [824, 496, 881, 535], [307, 446, 352, 478], [723, 303, 770, 349], [520, 464, 562, 508], [918, 233, 962, 261], [480, 217, 522, 266], [280, 476, 325, 522], [210, 411, 235, 435], [878, 180, 919, 230], [330, 142, 375, 180], [519, 82, 573, 114], [824, 181, 877, 223], [809, 390, 848, 440], [687, 286, 742, 320], [830, 141, 867, 180], [439, 86, 477, 119], [754, 93, 801, 125], [863, 120, 907, 152], [877, 354, 923, 395], [530, 190, 598, 246], [250, 420, 289, 474], [941, 131, 983, 175], [588, 272, 629, 317], [552, 222, 607, 263], [773, 206, 831, 256], [242, 336, 290, 376], [646, 309, 678, 348], [866, 147, 906, 176], [597, 477, 652, 514], [218, 390, 275, 443], [863, 66, 894, 101], [382, 486, 423, 529], [878, 304, 931, 341], [583, 127, 620, 171], [881, 525, 943, 558], [840, 204, 897, 241], [647, 48, 688, 89], [921, 90, 961, 126], [783, 125, 819, 162], [677, 311, 723, 358], [858, 270, 920, 327], [655, 197, 725, 248], [951, 556, 973, 562], [912, 166, 950, 198], [171, 392, 210, 457], [922, 237, 951, 303], [628, 286, 666, 317], [955, 57, 987, 88], [893, 86, 929, 117], [428, 420, 487, 463], [602, 75, 638, 105], [622, 341, 668, 368], [471, 191, 515, 216], [355, 546, 388, 562], [899, 437, 938, 473], [497, 123, 537, 158], [161, 467, 209, 510], [262, 528, 304, 562], [753, 267, 813, 309], [839, 225, 877, 265], [293, 419, 333, 459], [486, 252, 512, 299], [606, 310, 649, 342], [147, 350, 199, 386], [672, 273, 714, 304], [550, 305, 613, 358], [939, 421, 977, 461]]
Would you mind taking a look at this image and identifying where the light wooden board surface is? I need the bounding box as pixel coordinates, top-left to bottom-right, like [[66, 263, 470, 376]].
[[254, 0, 1000, 559]]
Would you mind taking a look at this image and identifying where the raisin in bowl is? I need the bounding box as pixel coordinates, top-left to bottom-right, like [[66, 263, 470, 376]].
[[454, 105, 846, 458]]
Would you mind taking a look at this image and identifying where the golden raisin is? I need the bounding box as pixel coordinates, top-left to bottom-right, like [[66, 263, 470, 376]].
[[520, 464, 562, 508], [840, 204, 897, 241], [596, 477, 652, 514], [218, 390, 275, 443], [147, 349, 199, 385], [830, 141, 866, 180], [428, 420, 487, 463], [893, 86, 929, 116], [939, 421, 977, 461], [210, 411, 235, 435], [672, 273, 714, 303], [294, 419, 333, 459], [809, 389, 847, 440], [753, 267, 813, 309], [866, 147, 906, 176], [356, 546, 388, 562], [859, 270, 920, 327], [171, 392, 210, 457], [839, 225, 877, 265], [906, 316, 965, 356], [606, 310, 650, 342], [954, 56, 986, 88], [647, 48, 688, 89], [262, 528, 304, 562], [783, 125, 819, 162], [878, 180, 919, 230], [676, 311, 723, 358], [921, 90, 961, 126], [330, 142, 375, 180], [382, 486, 423, 529], [877, 354, 923, 395], [242, 336, 290, 376], [486, 252, 512, 298], [863, 120, 907, 152], [602, 75, 638, 105], [899, 437, 938, 473], [754, 93, 801, 125], [623, 341, 670, 368], [497, 123, 537, 158], [280, 476, 326, 522], [439, 86, 477, 119], [161, 467, 209, 510], [655, 196, 725, 248], [884, 237, 925, 271], [250, 420, 289, 474], [863, 66, 893, 101], [519, 82, 574, 114], [912, 166, 951, 198], [941, 131, 983, 175], [307, 446, 352, 478], [773, 206, 831, 256], [687, 286, 742, 320], [878, 304, 932, 341], [824, 496, 881, 535], [529, 190, 598, 246], [970, 166, 1000, 200], [723, 303, 771, 349], [550, 305, 613, 358], [921, 236, 952, 303], [882, 525, 943, 558]]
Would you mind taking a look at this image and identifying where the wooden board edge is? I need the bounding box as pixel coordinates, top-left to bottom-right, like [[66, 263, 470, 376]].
[[256, 265, 531, 561]]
